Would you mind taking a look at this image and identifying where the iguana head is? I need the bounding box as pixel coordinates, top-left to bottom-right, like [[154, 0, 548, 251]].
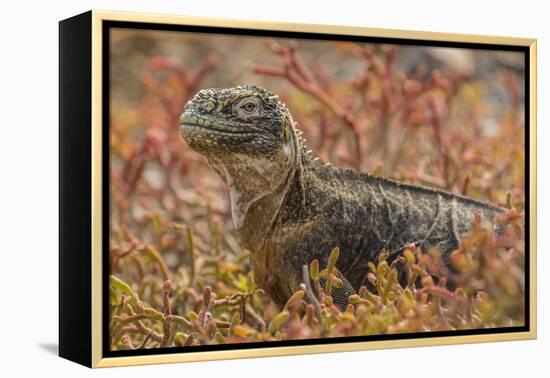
[[180, 86, 296, 158], [180, 86, 303, 245]]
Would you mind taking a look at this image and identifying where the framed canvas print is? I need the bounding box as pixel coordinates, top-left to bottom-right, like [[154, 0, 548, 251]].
[[59, 10, 537, 368]]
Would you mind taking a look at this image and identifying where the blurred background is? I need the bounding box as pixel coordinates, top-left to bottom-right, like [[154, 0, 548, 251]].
[[108, 27, 525, 350]]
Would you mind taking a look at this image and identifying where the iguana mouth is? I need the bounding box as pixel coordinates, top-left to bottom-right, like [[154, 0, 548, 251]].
[[180, 113, 252, 137]]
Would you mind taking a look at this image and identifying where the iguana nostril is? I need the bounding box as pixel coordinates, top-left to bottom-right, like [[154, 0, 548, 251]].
[[203, 100, 216, 113]]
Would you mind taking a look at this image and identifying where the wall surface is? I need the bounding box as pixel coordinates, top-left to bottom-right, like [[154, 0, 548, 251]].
[[0, 0, 546, 376]]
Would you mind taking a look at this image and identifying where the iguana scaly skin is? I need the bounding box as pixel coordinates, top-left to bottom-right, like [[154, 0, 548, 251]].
[[180, 86, 504, 309]]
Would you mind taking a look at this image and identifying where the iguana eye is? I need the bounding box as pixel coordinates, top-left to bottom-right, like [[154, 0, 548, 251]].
[[235, 97, 261, 117], [242, 100, 258, 113]]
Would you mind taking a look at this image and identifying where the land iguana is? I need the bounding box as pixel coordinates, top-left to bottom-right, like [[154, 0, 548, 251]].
[[179, 86, 504, 309]]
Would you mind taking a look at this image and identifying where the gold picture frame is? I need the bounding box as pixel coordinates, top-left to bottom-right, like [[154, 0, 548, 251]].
[[59, 10, 537, 368]]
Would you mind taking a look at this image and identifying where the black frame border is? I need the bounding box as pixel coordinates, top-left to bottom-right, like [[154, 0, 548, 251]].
[[59, 11, 93, 367], [101, 20, 531, 359]]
